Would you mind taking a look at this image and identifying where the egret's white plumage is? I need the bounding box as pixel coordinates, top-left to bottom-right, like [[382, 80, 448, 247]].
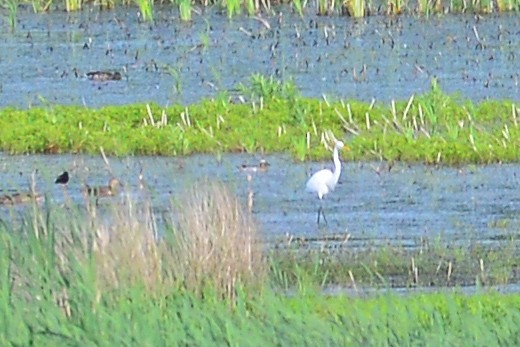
[[306, 140, 347, 224]]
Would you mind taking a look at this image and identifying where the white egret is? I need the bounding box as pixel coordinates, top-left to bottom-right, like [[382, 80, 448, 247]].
[[306, 140, 349, 225]]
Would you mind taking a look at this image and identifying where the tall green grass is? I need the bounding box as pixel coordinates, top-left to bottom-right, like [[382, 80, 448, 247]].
[[343, 0, 365, 16], [1, 0, 520, 22], [496, 0, 520, 10], [64, 0, 81, 11], [135, 0, 154, 21], [0, 0, 519, 25], [224, 0, 242, 18], [416, 0, 431, 15], [245, 0, 255, 14], [1, 0, 18, 31], [292, 0, 306, 16], [98, 0, 116, 9], [387, 0, 404, 14], [30, 0, 52, 12], [1, 183, 520, 345], [177, 0, 192, 21]]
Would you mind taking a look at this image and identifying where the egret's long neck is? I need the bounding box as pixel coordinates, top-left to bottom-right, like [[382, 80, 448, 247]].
[[332, 146, 342, 184]]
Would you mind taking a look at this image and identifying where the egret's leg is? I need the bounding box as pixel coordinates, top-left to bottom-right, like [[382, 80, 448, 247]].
[[320, 206, 328, 225], [317, 205, 328, 225]]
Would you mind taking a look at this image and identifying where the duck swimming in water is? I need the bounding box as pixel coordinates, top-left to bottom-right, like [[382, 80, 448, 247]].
[[239, 159, 270, 173], [83, 178, 122, 197], [0, 192, 44, 205], [86, 71, 122, 82]]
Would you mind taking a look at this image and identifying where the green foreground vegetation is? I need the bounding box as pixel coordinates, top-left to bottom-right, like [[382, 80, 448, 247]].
[[1, 181, 520, 345], [1, 76, 519, 165]]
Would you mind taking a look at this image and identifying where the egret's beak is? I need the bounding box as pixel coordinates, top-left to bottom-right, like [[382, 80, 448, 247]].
[[343, 145, 350, 151]]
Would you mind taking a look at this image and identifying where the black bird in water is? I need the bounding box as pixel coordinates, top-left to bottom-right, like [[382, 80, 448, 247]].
[[55, 171, 69, 185]]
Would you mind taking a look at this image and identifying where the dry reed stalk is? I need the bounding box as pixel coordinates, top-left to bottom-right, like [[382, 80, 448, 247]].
[[89, 198, 164, 293], [49, 193, 165, 298], [19, 178, 264, 308], [172, 180, 265, 300]]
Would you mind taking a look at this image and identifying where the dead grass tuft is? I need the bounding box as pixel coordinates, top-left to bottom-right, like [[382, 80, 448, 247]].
[[170, 180, 265, 300]]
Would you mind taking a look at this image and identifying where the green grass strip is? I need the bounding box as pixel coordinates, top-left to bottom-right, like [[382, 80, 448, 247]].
[[1, 77, 519, 164]]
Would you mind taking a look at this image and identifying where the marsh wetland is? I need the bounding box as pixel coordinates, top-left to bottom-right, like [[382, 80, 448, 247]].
[[1, 3, 520, 345]]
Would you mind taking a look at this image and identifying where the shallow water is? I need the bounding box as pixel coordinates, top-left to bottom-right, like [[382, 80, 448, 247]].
[[1, 153, 520, 248], [322, 282, 520, 297], [1, 7, 519, 108]]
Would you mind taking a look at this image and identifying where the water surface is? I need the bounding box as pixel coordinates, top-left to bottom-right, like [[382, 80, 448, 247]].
[[1, 153, 519, 247], [1, 8, 519, 107]]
